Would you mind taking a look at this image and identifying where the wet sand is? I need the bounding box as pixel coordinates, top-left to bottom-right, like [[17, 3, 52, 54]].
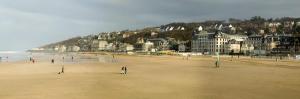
[[0, 55, 300, 99]]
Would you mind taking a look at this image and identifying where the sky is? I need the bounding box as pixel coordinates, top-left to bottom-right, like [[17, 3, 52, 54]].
[[0, 0, 299, 51]]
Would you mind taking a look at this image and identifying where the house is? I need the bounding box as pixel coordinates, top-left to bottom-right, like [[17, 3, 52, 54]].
[[268, 22, 281, 33], [122, 32, 132, 38], [226, 39, 242, 54], [244, 34, 264, 55], [119, 43, 134, 52], [106, 43, 116, 51], [151, 32, 158, 37], [245, 34, 297, 55], [225, 39, 254, 55], [147, 38, 169, 51], [143, 41, 154, 52], [136, 37, 145, 44], [198, 26, 203, 31], [91, 40, 108, 51], [297, 22, 300, 26], [54, 45, 67, 53], [67, 46, 80, 52], [178, 44, 186, 52]]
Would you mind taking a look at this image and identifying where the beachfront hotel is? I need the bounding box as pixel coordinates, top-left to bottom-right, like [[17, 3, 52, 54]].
[[191, 30, 247, 55]]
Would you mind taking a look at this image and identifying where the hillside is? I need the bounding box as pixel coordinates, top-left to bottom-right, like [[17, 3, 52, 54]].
[[37, 16, 300, 51]]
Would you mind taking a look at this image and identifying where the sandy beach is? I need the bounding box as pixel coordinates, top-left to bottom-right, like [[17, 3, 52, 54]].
[[0, 54, 300, 99]]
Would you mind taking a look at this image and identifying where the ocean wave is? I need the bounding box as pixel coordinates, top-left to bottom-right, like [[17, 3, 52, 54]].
[[0, 51, 20, 54]]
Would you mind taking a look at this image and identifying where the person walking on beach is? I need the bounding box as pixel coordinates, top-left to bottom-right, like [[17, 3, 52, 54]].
[[58, 65, 64, 74], [124, 66, 128, 74], [32, 59, 35, 64], [121, 66, 125, 74], [61, 65, 64, 73], [71, 56, 74, 62], [112, 55, 116, 63], [51, 59, 55, 64], [215, 61, 220, 68]]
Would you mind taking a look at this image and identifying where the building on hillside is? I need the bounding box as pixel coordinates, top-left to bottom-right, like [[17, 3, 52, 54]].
[[136, 37, 145, 44], [225, 39, 254, 55], [119, 43, 134, 52], [106, 43, 116, 51], [178, 44, 186, 52], [91, 40, 108, 51], [133, 40, 154, 52], [122, 32, 132, 38], [267, 22, 281, 33], [143, 41, 154, 52], [78, 38, 92, 52], [245, 34, 298, 55], [191, 30, 247, 55], [151, 32, 158, 37], [67, 46, 80, 52], [98, 32, 116, 40], [147, 38, 169, 51], [225, 39, 242, 54], [56, 45, 67, 52], [241, 43, 255, 55], [268, 34, 300, 55], [245, 34, 265, 55]]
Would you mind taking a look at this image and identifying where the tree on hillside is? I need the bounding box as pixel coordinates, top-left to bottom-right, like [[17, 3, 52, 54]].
[[228, 18, 242, 23], [250, 16, 266, 23]]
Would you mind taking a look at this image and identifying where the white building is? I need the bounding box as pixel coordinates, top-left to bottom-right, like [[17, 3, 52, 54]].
[[91, 40, 108, 51], [99, 40, 108, 50], [198, 26, 203, 31], [226, 40, 242, 54], [225, 39, 254, 54], [178, 44, 186, 52], [57, 45, 67, 52], [143, 41, 154, 52], [119, 43, 134, 52], [67, 46, 80, 52], [106, 43, 116, 51], [147, 38, 169, 51], [192, 31, 247, 55]]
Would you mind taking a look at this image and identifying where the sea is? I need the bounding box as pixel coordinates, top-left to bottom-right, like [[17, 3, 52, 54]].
[[0, 51, 117, 63], [0, 51, 30, 62]]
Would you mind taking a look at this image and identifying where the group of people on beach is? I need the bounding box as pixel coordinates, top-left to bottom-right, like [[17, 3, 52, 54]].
[[29, 57, 35, 63], [121, 66, 128, 74], [51, 56, 74, 64]]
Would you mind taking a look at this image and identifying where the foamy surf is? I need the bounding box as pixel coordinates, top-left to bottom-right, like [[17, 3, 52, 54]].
[[0, 51, 20, 54]]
